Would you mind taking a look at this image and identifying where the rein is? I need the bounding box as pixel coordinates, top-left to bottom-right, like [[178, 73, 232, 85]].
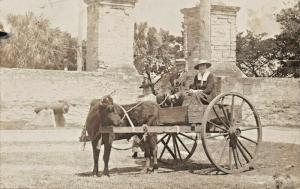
[[111, 102, 150, 151], [158, 94, 170, 106], [118, 101, 145, 127]]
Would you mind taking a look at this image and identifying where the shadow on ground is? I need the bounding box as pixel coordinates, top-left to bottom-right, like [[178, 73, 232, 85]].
[[76, 166, 145, 177], [75, 158, 222, 177]]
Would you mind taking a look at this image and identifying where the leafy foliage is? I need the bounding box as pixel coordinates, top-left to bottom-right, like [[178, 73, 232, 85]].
[[236, 31, 279, 77], [274, 1, 300, 77], [0, 12, 77, 70], [133, 22, 184, 75], [236, 2, 300, 77]]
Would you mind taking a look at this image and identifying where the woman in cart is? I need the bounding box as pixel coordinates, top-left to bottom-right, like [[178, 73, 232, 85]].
[[187, 58, 216, 105], [160, 58, 216, 106]]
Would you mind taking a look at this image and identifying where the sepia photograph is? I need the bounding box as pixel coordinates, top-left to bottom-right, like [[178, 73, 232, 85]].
[[0, 0, 299, 188]]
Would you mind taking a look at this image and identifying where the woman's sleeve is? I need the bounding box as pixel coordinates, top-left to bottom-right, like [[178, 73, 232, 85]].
[[203, 74, 215, 94], [189, 75, 197, 89]]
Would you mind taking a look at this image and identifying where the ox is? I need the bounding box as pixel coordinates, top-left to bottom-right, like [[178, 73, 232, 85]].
[[84, 95, 159, 176]]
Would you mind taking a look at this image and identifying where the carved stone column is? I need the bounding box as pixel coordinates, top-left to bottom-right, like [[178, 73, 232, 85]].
[[84, 0, 139, 74], [181, 3, 244, 78], [84, 0, 142, 103]]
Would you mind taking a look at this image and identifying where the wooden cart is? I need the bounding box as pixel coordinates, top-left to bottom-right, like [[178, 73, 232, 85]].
[[98, 92, 262, 174]]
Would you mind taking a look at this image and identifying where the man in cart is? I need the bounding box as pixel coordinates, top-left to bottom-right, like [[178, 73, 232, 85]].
[[157, 59, 188, 107]]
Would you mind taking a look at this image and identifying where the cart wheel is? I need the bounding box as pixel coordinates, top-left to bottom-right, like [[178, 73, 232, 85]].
[[157, 133, 197, 163], [201, 92, 262, 174]]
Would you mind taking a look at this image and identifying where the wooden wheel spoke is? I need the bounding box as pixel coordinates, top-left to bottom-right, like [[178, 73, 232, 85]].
[[202, 93, 262, 174], [234, 100, 244, 125], [218, 138, 229, 164], [232, 147, 239, 169], [173, 135, 182, 160], [176, 135, 191, 154], [236, 141, 250, 163], [172, 135, 177, 159], [159, 133, 197, 162], [229, 146, 233, 170], [206, 133, 228, 139], [230, 95, 235, 124], [159, 135, 171, 159], [240, 127, 259, 132], [208, 121, 229, 132], [235, 147, 243, 167], [220, 100, 230, 125], [179, 133, 197, 141], [157, 134, 168, 144], [237, 139, 253, 159], [239, 135, 257, 144], [213, 106, 230, 129], [161, 137, 177, 159]]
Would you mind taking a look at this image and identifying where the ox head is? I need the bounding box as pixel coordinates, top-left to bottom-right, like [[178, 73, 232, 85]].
[[98, 95, 114, 112], [98, 95, 123, 126]]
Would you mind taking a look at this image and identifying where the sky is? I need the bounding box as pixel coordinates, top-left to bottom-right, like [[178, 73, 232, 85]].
[[0, 0, 298, 38]]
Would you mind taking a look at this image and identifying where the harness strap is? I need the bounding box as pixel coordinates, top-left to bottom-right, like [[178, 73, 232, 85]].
[[159, 94, 170, 106], [117, 104, 135, 128], [125, 101, 145, 113]]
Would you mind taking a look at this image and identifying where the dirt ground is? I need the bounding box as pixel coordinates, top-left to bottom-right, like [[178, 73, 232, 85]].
[[0, 128, 300, 189]]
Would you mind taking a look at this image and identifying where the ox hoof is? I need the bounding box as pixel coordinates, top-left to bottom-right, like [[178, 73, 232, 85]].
[[92, 169, 99, 177], [142, 168, 152, 173], [153, 164, 159, 170], [152, 169, 158, 174], [103, 169, 110, 177], [152, 165, 158, 174]]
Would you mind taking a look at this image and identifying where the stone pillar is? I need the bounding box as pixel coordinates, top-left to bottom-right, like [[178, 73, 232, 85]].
[[181, 4, 244, 78], [84, 0, 142, 103], [210, 5, 243, 77], [199, 0, 211, 63], [84, 0, 139, 75]]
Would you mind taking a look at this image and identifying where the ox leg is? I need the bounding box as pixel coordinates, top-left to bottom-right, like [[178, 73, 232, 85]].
[[143, 142, 151, 173], [147, 118, 159, 172], [151, 134, 159, 173], [103, 134, 112, 177], [92, 139, 100, 176]]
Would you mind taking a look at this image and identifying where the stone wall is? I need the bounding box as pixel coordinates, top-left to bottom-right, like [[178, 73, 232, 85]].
[[0, 68, 142, 126], [219, 77, 300, 127], [1, 68, 299, 127]]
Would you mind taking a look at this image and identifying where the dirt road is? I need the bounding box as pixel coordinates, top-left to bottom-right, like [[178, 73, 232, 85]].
[[0, 128, 300, 189]]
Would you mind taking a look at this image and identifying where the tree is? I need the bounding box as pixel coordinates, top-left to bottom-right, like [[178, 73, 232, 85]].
[[133, 22, 184, 75], [236, 2, 300, 77], [274, 1, 300, 77], [0, 12, 77, 70], [236, 31, 279, 77]]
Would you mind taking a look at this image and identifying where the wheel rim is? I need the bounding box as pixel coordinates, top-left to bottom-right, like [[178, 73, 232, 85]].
[[157, 133, 197, 163], [201, 92, 262, 174]]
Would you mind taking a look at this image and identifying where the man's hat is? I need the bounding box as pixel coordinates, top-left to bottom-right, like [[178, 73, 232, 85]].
[[174, 59, 186, 66], [193, 58, 211, 70]]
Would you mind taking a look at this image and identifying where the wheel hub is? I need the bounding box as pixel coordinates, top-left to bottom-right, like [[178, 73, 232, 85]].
[[235, 128, 241, 137], [228, 127, 240, 146]]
